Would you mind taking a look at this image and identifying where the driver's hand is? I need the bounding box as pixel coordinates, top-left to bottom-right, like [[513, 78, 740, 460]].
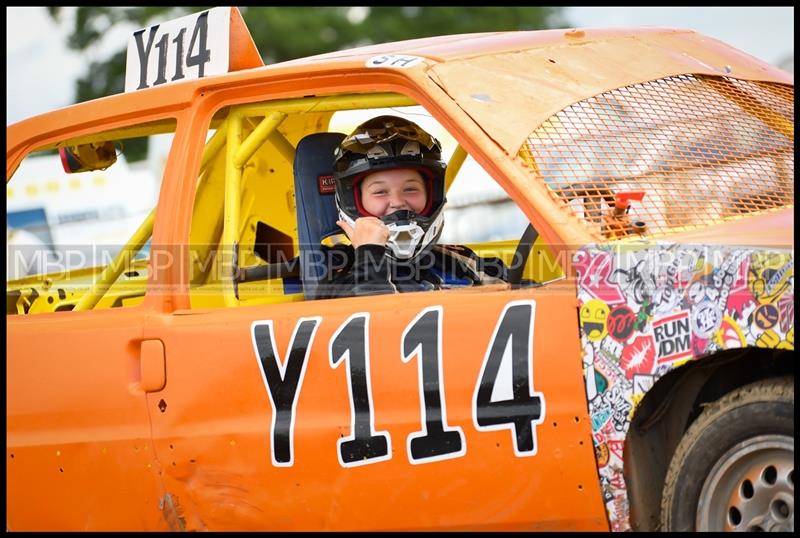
[[337, 217, 389, 248]]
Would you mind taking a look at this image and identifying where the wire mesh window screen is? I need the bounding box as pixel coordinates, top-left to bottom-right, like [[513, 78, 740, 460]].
[[520, 75, 794, 239]]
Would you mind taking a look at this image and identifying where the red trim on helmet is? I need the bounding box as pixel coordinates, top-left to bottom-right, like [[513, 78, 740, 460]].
[[351, 173, 375, 217], [420, 173, 435, 216]]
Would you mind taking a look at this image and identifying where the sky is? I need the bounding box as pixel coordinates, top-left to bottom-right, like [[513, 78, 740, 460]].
[[5, 6, 794, 126]]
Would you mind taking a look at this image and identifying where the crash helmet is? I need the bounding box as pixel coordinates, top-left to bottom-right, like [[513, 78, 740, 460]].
[[333, 115, 447, 261]]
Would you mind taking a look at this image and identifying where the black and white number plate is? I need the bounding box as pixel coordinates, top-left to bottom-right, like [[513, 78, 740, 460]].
[[124, 7, 231, 92]]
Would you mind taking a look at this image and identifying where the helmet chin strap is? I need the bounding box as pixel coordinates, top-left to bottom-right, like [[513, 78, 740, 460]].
[[337, 208, 444, 261], [385, 211, 444, 261], [385, 221, 425, 259]]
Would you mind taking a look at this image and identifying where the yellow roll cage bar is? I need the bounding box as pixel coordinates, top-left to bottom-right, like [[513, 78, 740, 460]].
[[73, 92, 473, 311]]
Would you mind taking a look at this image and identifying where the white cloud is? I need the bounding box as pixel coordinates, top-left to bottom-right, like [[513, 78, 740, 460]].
[[6, 7, 137, 126], [6, 7, 83, 125], [564, 7, 794, 67]]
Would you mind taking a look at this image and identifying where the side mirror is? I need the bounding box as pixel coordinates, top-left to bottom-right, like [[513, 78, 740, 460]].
[[59, 141, 117, 173]]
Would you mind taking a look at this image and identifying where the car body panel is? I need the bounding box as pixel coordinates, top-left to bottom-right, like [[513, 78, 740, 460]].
[[141, 286, 607, 531], [6, 15, 794, 531], [6, 308, 169, 531]]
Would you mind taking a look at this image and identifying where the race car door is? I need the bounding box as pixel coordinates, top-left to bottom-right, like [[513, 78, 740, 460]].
[[6, 122, 176, 531], [144, 279, 608, 530]]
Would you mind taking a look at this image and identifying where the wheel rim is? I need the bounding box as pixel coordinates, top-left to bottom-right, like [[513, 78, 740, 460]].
[[697, 434, 794, 531]]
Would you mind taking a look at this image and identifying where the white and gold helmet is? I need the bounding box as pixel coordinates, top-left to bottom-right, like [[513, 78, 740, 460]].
[[333, 115, 447, 261]]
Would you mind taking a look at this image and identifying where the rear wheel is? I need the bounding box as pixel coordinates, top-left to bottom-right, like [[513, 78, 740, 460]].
[[660, 377, 794, 531]]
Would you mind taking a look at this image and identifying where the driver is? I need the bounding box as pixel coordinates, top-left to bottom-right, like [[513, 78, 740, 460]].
[[316, 115, 507, 298]]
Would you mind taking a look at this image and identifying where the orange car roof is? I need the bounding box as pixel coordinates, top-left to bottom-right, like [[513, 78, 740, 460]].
[[8, 25, 793, 194]]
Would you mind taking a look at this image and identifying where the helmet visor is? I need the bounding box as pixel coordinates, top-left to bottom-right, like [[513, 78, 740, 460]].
[[339, 120, 437, 155]]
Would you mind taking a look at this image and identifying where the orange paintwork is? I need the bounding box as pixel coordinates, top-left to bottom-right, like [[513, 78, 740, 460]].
[[6, 21, 793, 531], [666, 207, 793, 248], [143, 286, 605, 531]]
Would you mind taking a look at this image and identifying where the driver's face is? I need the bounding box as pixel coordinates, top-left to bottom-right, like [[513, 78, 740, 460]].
[[359, 168, 427, 217]]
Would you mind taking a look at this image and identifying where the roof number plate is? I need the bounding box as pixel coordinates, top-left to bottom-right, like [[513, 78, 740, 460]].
[[125, 7, 231, 92]]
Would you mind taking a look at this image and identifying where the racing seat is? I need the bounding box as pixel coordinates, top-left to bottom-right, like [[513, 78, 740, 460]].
[[293, 132, 347, 300]]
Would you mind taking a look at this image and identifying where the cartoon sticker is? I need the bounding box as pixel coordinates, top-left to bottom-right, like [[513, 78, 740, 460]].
[[575, 250, 626, 304], [778, 294, 794, 333], [754, 303, 779, 330], [714, 316, 747, 349], [749, 252, 793, 304], [580, 299, 610, 342], [575, 242, 794, 532], [595, 442, 610, 467], [725, 258, 756, 319], [607, 305, 636, 342], [690, 301, 721, 340], [619, 335, 656, 378]]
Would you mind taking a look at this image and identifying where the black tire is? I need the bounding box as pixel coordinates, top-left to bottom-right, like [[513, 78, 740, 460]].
[[660, 377, 794, 531]]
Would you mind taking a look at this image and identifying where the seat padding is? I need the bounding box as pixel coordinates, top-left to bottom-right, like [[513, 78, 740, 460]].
[[293, 132, 347, 299]]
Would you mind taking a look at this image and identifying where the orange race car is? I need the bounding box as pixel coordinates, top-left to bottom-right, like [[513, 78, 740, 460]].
[[6, 7, 794, 532]]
